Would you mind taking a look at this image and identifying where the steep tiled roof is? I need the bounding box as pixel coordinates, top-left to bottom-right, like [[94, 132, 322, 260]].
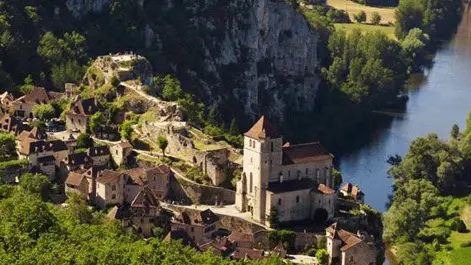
[[282, 142, 333, 165], [317, 184, 336, 195], [244, 116, 279, 139], [88, 145, 110, 157], [117, 141, 133, 149], [96, 170, 122, 184], [326, 223, 364, 252], [69, 98, 101, 116], [131, 187, 159, 208], [17, 127, 47, 142], [231, 248, 266, 260], [125, 166, 170, 187], [65, 169, 87, 186], [267, 178, 313, 193], [18, 139, 54, 155], [19, 87, 63, 104]]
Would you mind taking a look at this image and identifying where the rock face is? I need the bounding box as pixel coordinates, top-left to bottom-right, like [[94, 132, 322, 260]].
[[65, 0, 320, 124]]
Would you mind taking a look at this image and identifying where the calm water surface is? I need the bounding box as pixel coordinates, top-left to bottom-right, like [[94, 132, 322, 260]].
[[338, 6, 471, 213]]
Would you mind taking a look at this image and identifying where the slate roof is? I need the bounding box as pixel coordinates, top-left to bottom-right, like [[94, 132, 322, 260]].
[[69, 98, 101, 116], [267, 178, 313, 193], [18, 139, 54, 155], [88, 145, 110, 157], [64, 152, 92, 166], [244, 116, 279, 139], [282, 142, 333, 165], [50, 140, 69, 152]]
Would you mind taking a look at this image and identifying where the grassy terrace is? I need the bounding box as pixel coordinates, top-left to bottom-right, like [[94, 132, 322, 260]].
[[334, 23, 396, 39], [326, 0, 396, 24]]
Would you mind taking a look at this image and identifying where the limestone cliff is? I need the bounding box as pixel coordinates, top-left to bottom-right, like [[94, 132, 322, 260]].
[[65, 0, 320, 124]]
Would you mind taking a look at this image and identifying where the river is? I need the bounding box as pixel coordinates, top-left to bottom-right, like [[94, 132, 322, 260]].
[[338, 5, 471, 213]]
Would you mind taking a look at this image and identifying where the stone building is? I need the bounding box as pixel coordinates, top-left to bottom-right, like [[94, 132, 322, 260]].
[[11, 87, 63, 118], [235, 116, 337, 226], [326, 223, 376, 265], [340, 183, 365, 204], [0, 92, 14, 115], [107, 187, 160, 237], [171, 209, 220, 245], [65, 97, 101, 133], [87, 145, 111, 167], [110, 140, 133, 166]]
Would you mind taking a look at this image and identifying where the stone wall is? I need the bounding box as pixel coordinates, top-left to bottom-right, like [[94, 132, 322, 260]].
[[168, 173, 235, 205], [141, 122, 230, 186]]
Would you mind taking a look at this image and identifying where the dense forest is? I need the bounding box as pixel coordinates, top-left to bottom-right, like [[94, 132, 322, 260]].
[[0, 179, 284, 264], [383, 113, 471, 264], [0, 0, 464, 151]]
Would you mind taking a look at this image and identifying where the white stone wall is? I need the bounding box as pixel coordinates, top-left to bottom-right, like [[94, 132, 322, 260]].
[[266, 189, 311, 224], [341, 242, 376, 265]]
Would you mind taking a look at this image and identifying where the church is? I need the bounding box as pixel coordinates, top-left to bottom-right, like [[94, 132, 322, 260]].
[[235, 116, 337, 227]]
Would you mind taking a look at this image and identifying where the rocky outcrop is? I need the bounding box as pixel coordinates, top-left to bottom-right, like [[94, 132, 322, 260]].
[[65, 0, 320, 124]]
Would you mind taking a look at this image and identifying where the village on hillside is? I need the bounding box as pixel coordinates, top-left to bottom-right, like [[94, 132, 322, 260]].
[[0, 53, 382, 265]]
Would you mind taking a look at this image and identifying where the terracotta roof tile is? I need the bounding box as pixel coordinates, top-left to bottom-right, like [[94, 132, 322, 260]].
[[228, 231, 254, 245], [65, 169, 87, 186], [96, 170, 123, 184], [244, 116, 279, 139], [317, 184, 336, 195], [341, 183, 364, 197], [131, 187, 159, 208], [231, 248, 266, 260], [282, 142, 333, 165]]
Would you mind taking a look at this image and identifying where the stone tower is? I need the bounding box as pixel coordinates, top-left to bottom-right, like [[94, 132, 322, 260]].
[[235, 116, 283, 223]]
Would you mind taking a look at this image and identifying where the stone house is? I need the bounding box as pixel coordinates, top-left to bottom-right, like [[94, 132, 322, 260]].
[[65, 97, 101, 133], [171, 209, 220, 245], [17, 138, 56, 179], [87, 145, 110, 167], [227, 231, 254, 249], [123, 166, 171, 201], [107, 187, 160, 237], [65, 167, 100, 200], [95, 170, 128, 208], [0, 92, 14, 115], [340, 183, 365, 204], [110, 140, 133, 167], [326, 223, 376, 265], [0, 114, 27, 135], [11, 87, 63, 118], [235, 116, 337, 226], [50, 140, 70, 167]]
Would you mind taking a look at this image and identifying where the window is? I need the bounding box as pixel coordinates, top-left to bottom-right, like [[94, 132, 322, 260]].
[[251, 157, 253, 163], [270, 160, 272, 166], [249, 173, 253, 193], [296, 196, 300, 203], [288, 171, 291, 177], [116, 150, 119, 155], [278, 198, 282, 206], [191, 227, 194, 232], [270, 142, 274, 152], [112, 194, 116, 200], [112, 185, 116, 191], [306, 168, 308, 175]]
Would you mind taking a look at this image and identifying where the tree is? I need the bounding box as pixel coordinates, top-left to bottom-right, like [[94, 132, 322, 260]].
[[394, 0, 424, 39], [451, 124, 460, 139], [76, 133, 93, 149], [51, 60, 84, 89], [110, 76, 120, 87], [315, 249, 329, 265], [370, 11, 381, 25], [66, 193, 93, 225], [19, 173, 52, 200], [332, 169, 343, 189], [354, 11, 366, 23], [32, 104, 55, 121], [120, 120, 134, 140], [208, 104, 219, 126], [157, 136, 168, 156], [229, 118, 239, 136], [267, 207, 280, 228], [19, 75, 34, 95], [0, 132, 16, 160], [401, 28, 430, 72], [162, 75, 182, 101], [89, 112, 104, 135]]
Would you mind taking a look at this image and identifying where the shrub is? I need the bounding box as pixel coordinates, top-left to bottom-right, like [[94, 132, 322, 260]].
[[371, 11, 381, 25], [354, 11, 367, 23], [450, 218, 467, 233], [460, 241, 471, 247]]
